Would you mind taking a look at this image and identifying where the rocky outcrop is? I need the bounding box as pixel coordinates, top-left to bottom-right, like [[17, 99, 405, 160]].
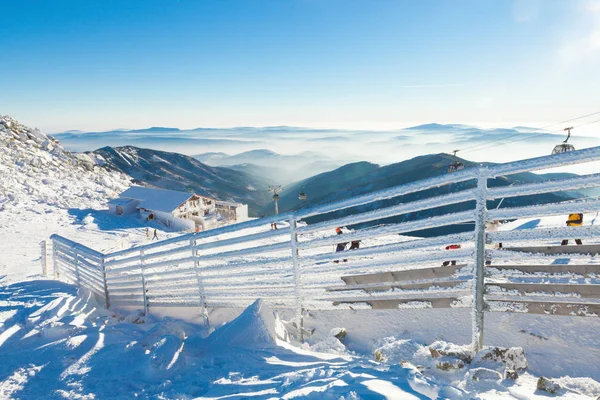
[[0, 115, 130, 211]]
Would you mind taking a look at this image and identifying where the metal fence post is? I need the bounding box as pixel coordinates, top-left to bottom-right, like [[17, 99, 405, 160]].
[[191, 238, 210, 327], [101, 256, 110, 309], [140, 249, 149, 315], [40, 240, 48, 276], [289, 216, 304, 342], [472, 167, 489, 355]]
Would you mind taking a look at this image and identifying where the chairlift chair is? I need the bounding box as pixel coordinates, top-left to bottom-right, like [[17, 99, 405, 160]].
[[551, 127, 575, 155], [447, 150, 465, 173]]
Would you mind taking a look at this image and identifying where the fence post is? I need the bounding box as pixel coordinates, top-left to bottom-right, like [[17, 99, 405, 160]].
[[52, 239, 58, 279], [472, 167, 489, 355], [101, 256, 110, 309], [140, 249, 149, 315], [289, 216, 304, 342], [40, 240, 48, 276], [191, 238, 210, 327], [74, 246, 82, 288]]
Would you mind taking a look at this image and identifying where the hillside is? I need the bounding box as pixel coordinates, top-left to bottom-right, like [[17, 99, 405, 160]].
[[93, 146, 272, 216], [194, 149, 343, 183], [0, 115, 130, 212], [0, 115, 134, 281], [273, 153, 580, 235]]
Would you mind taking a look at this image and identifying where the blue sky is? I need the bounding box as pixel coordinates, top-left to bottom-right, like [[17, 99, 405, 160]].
[[1, 0, 599, 132]]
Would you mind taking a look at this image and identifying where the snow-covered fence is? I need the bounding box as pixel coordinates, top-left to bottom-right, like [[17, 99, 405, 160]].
[[49, 146, 600, 352], [51, 235, 109, 308]]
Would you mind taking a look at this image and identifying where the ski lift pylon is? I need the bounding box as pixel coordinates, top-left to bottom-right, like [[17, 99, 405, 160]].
[[447, 150, 465, 173], [552, 127, 575, 155]]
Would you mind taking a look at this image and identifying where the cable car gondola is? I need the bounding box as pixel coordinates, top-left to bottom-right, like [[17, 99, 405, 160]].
[[298, 192, 307, 200], [447, 150, 465, 173], [551, 127, 575, 155]]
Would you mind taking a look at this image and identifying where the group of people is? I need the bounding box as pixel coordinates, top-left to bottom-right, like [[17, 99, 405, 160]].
[[334, 227, 361, 263], [441, 213, 586, 267], [145, 228, 159, 241]]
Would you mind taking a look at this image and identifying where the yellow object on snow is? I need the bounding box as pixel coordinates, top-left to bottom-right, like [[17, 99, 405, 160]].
[[566, 213, 583, 227]]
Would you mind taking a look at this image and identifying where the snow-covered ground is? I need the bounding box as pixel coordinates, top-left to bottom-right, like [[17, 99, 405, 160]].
[[2, 115, 600, 399]]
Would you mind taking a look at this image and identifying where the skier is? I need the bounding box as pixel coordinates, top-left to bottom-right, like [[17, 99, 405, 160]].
[[561, 213, 583, 245], [442, 244, 461, 266], [333, 227, 348, 263], [349, 240, 360, 250], [152, 228, 159, 241], [145, 228, 150, 239]]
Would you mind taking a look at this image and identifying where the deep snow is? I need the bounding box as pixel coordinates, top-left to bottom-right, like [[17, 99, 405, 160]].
[[1, 115, 600, 399]]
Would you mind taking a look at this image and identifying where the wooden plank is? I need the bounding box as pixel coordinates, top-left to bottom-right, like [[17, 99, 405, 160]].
[[341, 264, 467, 286], [327, 279, 470, 293], [333, 297, 465, 310], [502, 244, 600, 256], [486, 300, 600, 317], [486, 282, 600, 298], [487, 264, 600, 277]]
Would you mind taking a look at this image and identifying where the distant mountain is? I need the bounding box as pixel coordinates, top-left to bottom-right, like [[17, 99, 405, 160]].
[[128, 127, 182, 133], [405, 123, 470, 131], [92, 146, 272, 216], [194, 152, 230, 165], [273, 153, 581, 236], [193, 149, 344, 184]]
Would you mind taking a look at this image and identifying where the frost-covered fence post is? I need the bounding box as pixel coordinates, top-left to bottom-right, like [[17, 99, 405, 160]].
[[73, 246, 82, 288], [40, 240, 48, 275], [472, 167, 489, 354], [191, 238, 209, 327], [52, 239, 58, 279], [140, 249, 149, 315], [289, 216, 304, 342], [101, 256, 110, 309]]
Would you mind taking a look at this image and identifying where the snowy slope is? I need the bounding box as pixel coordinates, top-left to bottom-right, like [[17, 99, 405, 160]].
[[1, 115, 600, 398], [0, 115, 133, 282]]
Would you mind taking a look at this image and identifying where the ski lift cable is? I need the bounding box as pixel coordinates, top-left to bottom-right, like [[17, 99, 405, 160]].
[[458, 110, 600, 155], [463, 117, 600, 155]]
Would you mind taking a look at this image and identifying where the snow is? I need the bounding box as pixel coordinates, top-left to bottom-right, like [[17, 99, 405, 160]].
[[1, 115, 600, 398], [117, 186, 194, 213]]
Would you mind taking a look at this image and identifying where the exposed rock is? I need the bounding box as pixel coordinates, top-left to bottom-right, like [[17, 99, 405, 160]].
[[504, 369, 519, 380], [436, 357, 465, 371], [428, 341, 473, 364], [373, 338, 423, 364], [467, 368, 502, 382], [330, 327, 347, 343], [475, 346, 527, 372], [537, 376, 562, 394]]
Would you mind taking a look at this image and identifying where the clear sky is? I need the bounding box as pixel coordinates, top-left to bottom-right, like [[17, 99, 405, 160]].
[[1, 0, 599, 132]]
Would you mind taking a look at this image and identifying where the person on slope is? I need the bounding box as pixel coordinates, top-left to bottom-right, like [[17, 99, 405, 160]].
[[349, 240, 361, 250], [442, 244, 461, 266], [152, 228, 159, 241], [333, 227, 348, 263], [561, 213, 583, 245]]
